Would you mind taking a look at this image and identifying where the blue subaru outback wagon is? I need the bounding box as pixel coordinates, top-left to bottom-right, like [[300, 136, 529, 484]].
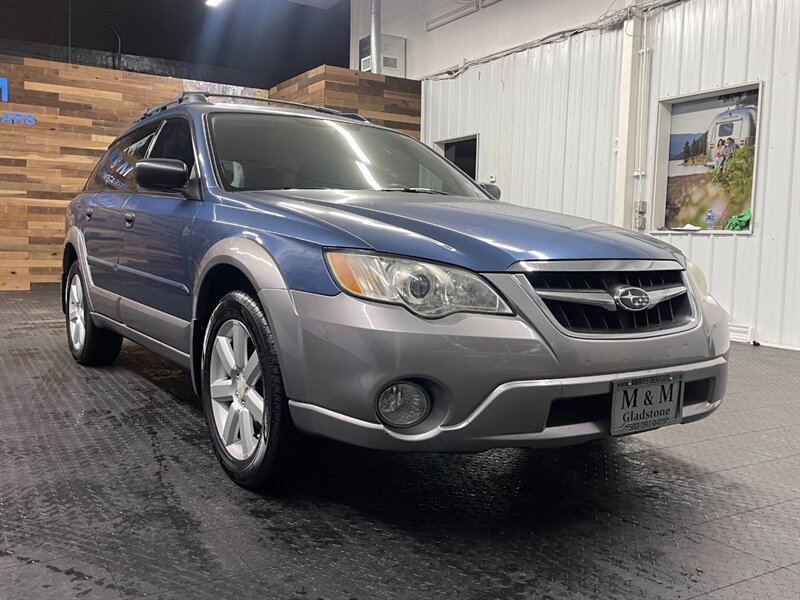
[[63, 94, 729, 489]]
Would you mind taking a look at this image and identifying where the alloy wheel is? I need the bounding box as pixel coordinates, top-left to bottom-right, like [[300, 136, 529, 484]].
[[67, 274, 86, 351], [209, 319, 266, 460]]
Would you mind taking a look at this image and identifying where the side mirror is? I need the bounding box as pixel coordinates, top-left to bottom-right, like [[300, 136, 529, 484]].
[[480, 182, 501, 200], [135, 159, 189, 193]]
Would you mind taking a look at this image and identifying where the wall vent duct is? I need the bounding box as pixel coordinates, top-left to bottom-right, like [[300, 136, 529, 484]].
[[359, 34, 406, 78]]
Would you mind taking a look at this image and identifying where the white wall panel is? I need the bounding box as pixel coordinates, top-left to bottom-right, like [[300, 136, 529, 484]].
[[421, 0, 798, 348], [423, 26, 623, 223], [645, 0, 800, 348], [350, 0, 626, 80]]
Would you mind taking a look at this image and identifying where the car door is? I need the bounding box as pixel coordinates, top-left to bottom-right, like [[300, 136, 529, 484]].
[[117, 117, 201, 353], [82, 122, 160, 315]]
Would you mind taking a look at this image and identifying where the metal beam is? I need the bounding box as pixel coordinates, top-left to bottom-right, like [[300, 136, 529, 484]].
[[370, 0, 382, 74], [611, 12, 644, 229]]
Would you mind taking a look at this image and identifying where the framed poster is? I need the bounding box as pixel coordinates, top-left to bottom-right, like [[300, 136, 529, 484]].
[[652, 82, 761, 233]]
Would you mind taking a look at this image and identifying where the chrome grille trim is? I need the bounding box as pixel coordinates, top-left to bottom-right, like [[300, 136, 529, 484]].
[[537, 284, 687, 312], [645, 285, 689, 307], [536, 289, 617, 311]]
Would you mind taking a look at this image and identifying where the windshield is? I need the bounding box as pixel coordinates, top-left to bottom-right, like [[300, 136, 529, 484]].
[[208, 112, 487, 198]]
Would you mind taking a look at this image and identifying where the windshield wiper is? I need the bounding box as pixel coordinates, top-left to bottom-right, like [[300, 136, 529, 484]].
[[259, 187, 330, 191], [255, 186, 453, 195], [378, 187, 452, 195]]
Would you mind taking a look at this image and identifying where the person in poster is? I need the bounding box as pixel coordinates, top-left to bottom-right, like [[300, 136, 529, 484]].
[[713, 139, 725, 171]]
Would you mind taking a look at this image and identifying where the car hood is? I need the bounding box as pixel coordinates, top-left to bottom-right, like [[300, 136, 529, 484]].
[[238, 190, 683, 272]]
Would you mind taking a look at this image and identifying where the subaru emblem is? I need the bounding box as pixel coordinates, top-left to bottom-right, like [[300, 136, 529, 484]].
[[614, 286, 650, 311]]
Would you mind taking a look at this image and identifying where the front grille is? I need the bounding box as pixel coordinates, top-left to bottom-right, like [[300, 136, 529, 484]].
[[683, 378, 714, 405], [546, 394, 610, 428], [526, 270, 693, 335]]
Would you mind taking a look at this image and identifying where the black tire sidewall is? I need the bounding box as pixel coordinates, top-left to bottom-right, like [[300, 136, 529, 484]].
[[201, 291, 288, 487]]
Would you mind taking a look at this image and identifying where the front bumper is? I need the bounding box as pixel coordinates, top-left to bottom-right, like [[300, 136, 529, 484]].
[[258, 273, 729, 452], [288, 355, 727, 451]]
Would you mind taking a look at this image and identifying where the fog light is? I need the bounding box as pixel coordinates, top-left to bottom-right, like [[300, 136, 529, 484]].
[[376, 382, 430, 428]]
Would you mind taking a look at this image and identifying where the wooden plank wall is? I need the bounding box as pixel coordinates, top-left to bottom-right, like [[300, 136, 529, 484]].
[[0, 55, 182, 290], [269, 65, 421, 139], [0, 58, 420, 292]]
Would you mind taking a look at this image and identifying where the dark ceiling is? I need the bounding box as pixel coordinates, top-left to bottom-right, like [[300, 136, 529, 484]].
[[0, 0, 351, 88]]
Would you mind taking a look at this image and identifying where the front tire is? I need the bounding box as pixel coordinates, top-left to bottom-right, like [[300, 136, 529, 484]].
[[201, 291, 297, 491], [65, 262, 122, 366]]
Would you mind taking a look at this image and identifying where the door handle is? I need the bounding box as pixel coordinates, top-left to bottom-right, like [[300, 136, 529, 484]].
[[85, 207, 94, 220], [124, 211, 136, 229]]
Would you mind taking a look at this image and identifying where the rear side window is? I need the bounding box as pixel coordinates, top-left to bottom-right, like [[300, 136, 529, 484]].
[[149, 118, 196, 173], [86, 122, 160, 192]]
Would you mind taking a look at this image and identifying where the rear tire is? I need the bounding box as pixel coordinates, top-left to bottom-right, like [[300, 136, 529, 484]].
[[201, 290, 298, 491], [65, 262, 123, 366]]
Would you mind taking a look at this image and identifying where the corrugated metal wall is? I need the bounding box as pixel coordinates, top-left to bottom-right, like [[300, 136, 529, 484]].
[[422, 0, 799, 349], [643, 0, 800, 348], [422, 26, 623, 223]]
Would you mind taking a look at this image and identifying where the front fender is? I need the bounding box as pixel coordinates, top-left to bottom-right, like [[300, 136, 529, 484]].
[[192, 237, 289, 313], [190, 237, 297, 397]]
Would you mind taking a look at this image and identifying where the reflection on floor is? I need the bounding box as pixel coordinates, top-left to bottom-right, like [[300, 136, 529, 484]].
[[0, 288, 798, 599]]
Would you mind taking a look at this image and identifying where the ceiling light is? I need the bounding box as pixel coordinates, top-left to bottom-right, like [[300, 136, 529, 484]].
[[206, 0, 225, 7]]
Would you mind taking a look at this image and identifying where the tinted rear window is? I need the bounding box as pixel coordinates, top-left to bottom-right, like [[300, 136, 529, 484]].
[[86, 122, 160, 192]]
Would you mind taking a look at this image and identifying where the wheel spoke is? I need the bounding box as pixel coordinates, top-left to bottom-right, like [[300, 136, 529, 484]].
[[69, 304, 79, 321], [232, 323, 248, 369], [214, 336, 236, 376], [221, 403, 241, 445], [242, 351, 261, 387], [239, 410, 256, 454], [74, 321, 84, 348], [243, 388, 264, 423], [210, 378, 235, 401]]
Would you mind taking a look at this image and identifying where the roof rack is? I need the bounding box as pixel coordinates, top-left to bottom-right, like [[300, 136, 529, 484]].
[[339, 112, 369, 122], [135, 92, 207, 122], [135, 92, 370, 123]]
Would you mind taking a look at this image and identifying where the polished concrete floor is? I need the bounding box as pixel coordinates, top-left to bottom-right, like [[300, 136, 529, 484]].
[[0, 288, 798, 600]]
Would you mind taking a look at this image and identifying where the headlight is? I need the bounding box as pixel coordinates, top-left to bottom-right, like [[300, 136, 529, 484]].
[[686, 260, 709, 298], [325, 251, 513, 318]]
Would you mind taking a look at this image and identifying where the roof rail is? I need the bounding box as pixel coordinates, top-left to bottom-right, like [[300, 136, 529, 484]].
[[135, 92, 207, 122], [203, 94, 371, 123], [203, 93, 342, 115], [339, 112, 369, 122], [135, 92, 370, 124]]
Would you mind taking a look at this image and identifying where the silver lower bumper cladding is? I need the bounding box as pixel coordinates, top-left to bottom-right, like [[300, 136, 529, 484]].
[[289, 355, 727, 452]]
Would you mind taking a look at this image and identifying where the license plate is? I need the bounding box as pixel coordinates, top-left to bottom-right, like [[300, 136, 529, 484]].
[[611, 373, 684, 436]]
